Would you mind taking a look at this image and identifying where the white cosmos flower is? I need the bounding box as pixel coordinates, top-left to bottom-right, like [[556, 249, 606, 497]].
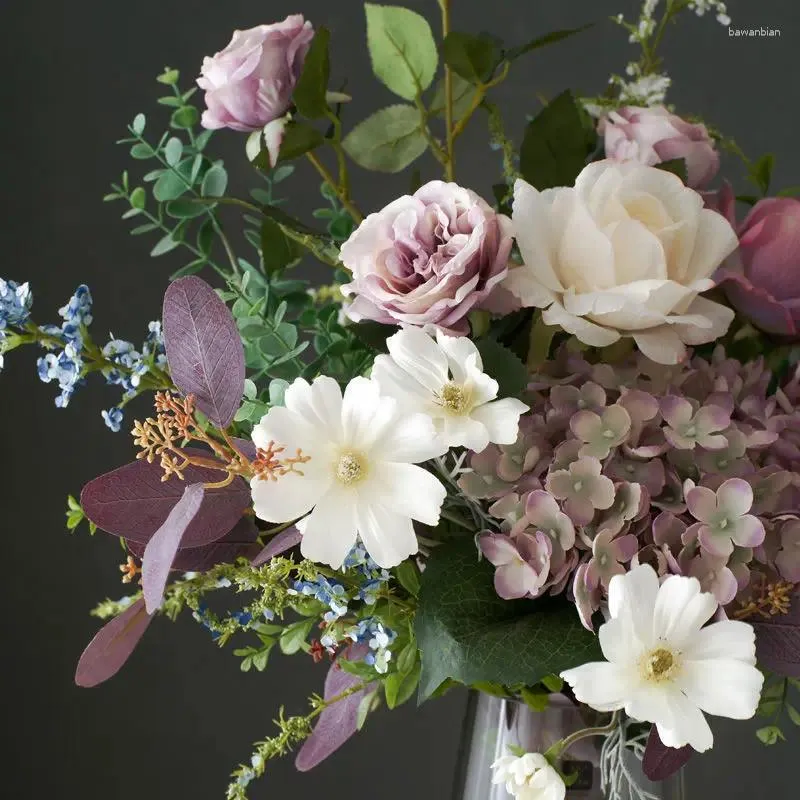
[[560, 564, 763, 752], [250, 376, 447, 569], [506, 160, 739, 364], [371, 327, 529, 453], [491, 752, 566, 800]]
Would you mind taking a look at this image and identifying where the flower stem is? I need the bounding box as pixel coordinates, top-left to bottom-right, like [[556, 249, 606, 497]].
[[546, 710, 622, 761], [441, 0, 455, 180], [305, 151, 364, 224]]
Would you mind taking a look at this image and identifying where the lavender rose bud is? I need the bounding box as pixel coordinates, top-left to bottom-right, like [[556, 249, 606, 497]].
[[197, 16, 314, 132], [600, 106, 719, 189], [714, 189, 800, 338], [340, 181, 512, 335]]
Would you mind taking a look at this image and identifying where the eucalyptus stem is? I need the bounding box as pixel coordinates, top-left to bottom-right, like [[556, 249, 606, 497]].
[[441, 0, 455, 180], [305, 151, 364, 224], [547, 710, 622, 761], [452, 63, 510, 140]]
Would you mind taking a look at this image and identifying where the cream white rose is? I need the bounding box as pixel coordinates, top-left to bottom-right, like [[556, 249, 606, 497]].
[[507, 160, 738, 364]]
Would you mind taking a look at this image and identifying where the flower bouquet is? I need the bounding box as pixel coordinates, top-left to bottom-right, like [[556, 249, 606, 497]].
[[4, 2, 800, 798]]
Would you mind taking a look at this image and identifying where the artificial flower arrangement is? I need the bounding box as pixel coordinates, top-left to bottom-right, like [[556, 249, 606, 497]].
[[4, 1, 800, 798]]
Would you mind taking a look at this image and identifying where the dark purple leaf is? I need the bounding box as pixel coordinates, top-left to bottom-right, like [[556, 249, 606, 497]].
[[252, 527, 302, 566], [295, 644, 377, 771], [80, 449, 250, 547], [75, 598, 153, 688], [753, 593, 800, 677], [233, 437, 257, 461], [163, 276, 245, 428], [143, 484, 205, 612], [642, 726, 693, 781], [128, 516, 260, 571]]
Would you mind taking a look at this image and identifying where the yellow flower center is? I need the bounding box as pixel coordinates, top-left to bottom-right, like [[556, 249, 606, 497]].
[[335, 452, 366, 485], [643, 647, 678, 682], [438, 382, 471, 415]]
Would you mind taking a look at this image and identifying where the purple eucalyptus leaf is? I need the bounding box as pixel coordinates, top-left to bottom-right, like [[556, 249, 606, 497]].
[[143, 484, 205, 613], [252, 526, 302, 566], [642, 726, 693, 781], [295, 644, 377, 772], [753, 592, 800, 677], [75, 598, 153, 688], [128, 516, 260, 571], [163, 276, 245, 428], [80, 449, 250, 547]]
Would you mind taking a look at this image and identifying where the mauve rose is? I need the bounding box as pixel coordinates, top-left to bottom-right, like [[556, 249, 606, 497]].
[[197, 16, 314, 132], [340, 181, 512, 335], [600, 106, 719, 189], [713, 183, 800, 338]]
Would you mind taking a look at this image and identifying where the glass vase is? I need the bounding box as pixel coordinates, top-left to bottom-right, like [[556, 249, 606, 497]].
[[453, 692, 686, 800]]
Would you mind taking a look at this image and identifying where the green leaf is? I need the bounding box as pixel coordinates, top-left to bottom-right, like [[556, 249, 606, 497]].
[[520, 687, 550, 711], [170, 260, 206, 279], [164, 137, 184, 167], [540, 674, 564, 693], [756, 725, 785, 746], [277, 121, 325, 162], [750, 153, 775, 195], [200, 164, 228, 198], [384, 661, 422, 709], [343, 105, 426, 173], [526, 313, 558, 370], [268, 378, 290, 406], [396, 641, 418, 676], [655, 158, 688, 183], [429, 73, 478, 122], [395, 559, 421, 597], [441, 31, 502, 84], [153, 169, 189, 202], [166, 198, 209, 219], [132, 113, 146, 135], [129, 187, 146, 210], [475, 338, 529, 399], [279, 618, 314, 655], [157, 68, 180, 85], [261, 217, 301, 274], [150, 232, 181, 257], [787, 704, 800, 727], [130, 142, 154, 160], [365, 3, 438, 101], [505, 24, 593, 61], [414, 538, 601, 700], [520, 90, 596, 190], [293, 26, 330, 118], [171, 106, 200, 129]]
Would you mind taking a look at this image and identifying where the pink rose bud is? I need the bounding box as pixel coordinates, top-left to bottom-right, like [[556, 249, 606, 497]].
[[600, 106, 720, 189], [716, 195, 800, 338], [340, 181, 513, 335], [197, 16, 314, 132]]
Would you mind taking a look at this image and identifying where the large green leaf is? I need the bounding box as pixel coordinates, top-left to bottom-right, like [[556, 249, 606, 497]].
[[365, 4, 438, 101], [414, 539, 601, 700], [505, 24, 593, 61], [277, 121, 325, 163], [441, 31, 502, 84], [475, 337, 529, 399], [520, 90, 596, 190], [293, 26, 331, 119], [343, 105, 427, 172], [429, 73, 477, 121]]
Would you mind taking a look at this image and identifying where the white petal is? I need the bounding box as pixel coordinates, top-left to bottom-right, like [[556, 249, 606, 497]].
[[378, 411, 448, 462], [671, 296, 734, 346], [386, 328, 448, 392], [440, 414, 491, 452], [355, 501, 419, 568], [436, 329, 483, 378], [657, 688, 714, 753], [543, 301, 621, 347], [371, 354, 431, 408], [679, 658, 764, 720], [682, 619, 756, 663], [296, 486, 358, 568], [282, 376, 343, 441], [341, 376, 396, 451], [504, 264, 557, 308], [598, 617, 639, 664], [683, 207, 739, 284], [560, 662, 630, 712], [471, 398, 529, 446], [632, 326, 687, 365], [653, 574, 716, 648], [371, 462, 446, 526], [250, 468, 331, 524], [608, 564, 660, 646]]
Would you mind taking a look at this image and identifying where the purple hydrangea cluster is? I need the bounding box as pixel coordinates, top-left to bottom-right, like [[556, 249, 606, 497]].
[[460, 345, 800, 629]]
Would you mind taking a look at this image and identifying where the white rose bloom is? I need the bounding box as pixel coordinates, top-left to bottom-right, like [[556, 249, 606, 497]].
[[371, 327, 529, 453], [507, 160, 739, 364], [250, 376, 447, 569], [560, 564, 763, 752], [491, 752, 566, 800]]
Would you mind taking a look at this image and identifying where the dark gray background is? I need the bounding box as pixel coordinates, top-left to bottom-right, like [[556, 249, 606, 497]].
[[1, 0, 798, 797]]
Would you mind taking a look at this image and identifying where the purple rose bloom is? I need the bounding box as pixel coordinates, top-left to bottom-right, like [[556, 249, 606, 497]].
[[340, 181, 512, 335], [713, 187, 800, 338], [600, 106, 719, 189], [197, 16, 314, 132]]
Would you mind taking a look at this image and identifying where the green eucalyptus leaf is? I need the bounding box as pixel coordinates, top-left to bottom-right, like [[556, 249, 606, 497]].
[[153, 169, 189, 202], [131, 113, 146, 135], [269, 378, 290, 406], [520, 90, 596, 190], [171, 105, 200, 129], [157, 68, 180, 85], [164, 137, 184, 167], [277, 121, 325, 162], [166, 198, 208, 219], [441, 31, 502, 84], [129, 187, 147, 210], [414, 538, 601, 700], [150, 232, 181, 257], [170, 260, 207, 279], [293, 26, 331, 118], [505, 24, 592, 61], [343, 105, 426, 172], [200, 164, 228, 198], [130, 142, 154, 160], [365, 3, 438, 101]]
